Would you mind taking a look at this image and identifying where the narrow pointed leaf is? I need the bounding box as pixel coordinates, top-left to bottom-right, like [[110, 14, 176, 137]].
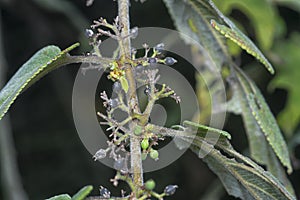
[[188, 136, 295, 200], [183, 120, 231, 140], [213, 0, 276, 50], [233, 66, 292, 174], [162, 0, 231, 70], [163, 0, 274, 74], [0, 43, 79, 121], [72, 185, 93, 200], [229, 83, 295, 194], [46, 194, 71, 200], [149, 123, 295, 199], [209, 0, 274, 74]]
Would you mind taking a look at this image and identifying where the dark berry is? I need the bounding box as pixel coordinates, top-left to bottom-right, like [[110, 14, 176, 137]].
[[145, 179, 156, 190], [148, 57, 157, 64], [135, 64, 144, 73], [108, 98, 119, 108], [114, 158, 125, 171], [93, 149, 106, 161], [164, 57, 177, 65], [154, 43, 165, 52], [99, 186, 111, 198], [164, 185, 178, 196], [113, 81, 122, 93], [131, 47, 137, 55], [85, 29, 94, 38], [144, 86, 151, 96], [130, 27, 138, 39]]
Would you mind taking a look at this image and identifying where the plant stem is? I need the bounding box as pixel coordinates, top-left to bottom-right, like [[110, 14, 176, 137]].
[[118, 0, 144, 196]]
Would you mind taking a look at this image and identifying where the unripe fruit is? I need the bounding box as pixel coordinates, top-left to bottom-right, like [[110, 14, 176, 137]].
[[145, 179, 156, 190], [141, 152, 147, 160], [141, 138, 149, 150], [134, 125, 143, 136], [150, 149, 159, 160]]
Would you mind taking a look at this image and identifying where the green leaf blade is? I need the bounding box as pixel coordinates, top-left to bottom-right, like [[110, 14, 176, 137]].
[[227, 67, 295, 195], [71, 185, 93, 200], [0, 43, 79, 121], [46, 194, 72, 200], [162, 0, 231, 70], [213, 0, 277, 51], [210, 19, 274, 74], [189, 140, 296, 200], [234, 67, 292, 174], [188, 133, 295, 199]]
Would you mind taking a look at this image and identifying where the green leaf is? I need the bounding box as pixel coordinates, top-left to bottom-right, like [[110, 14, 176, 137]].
[[179, 133, 296, 200], [119, 76, 129, 93], [183, 120, 231, 140], [213, 0, 277, 50], [163, 0, 274, 74], [46, 194, 71, 200], [148, 124, 295, 199], [227, 70, 295, 195], [0, 43, 79, 121], [210, 17, 274, 74], [71, 185, 93, 200], [203, 149, 295, 200], [46, 185, 93, 200], [162, 0, 231, 70], [270, 32, 300, 136], [233, 66, 292, 174], [208, 0, 275, 74]]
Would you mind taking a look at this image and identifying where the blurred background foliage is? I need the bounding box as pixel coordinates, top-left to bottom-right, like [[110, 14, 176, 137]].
[[0, 0, 299, 199]]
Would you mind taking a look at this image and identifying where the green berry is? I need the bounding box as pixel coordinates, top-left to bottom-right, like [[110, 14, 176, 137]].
[[145, 179, 156, 190], [150, 149, 159, 160], [141, 139, 149, 150], [134, 125, 143, 136], [141, 152, 147, 160]]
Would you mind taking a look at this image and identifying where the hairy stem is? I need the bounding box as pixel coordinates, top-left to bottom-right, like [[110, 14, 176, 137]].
[[118, 0, 143, 195]]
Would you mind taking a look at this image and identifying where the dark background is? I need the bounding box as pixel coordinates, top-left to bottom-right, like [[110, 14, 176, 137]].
[[0, 0, 299, 199]]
